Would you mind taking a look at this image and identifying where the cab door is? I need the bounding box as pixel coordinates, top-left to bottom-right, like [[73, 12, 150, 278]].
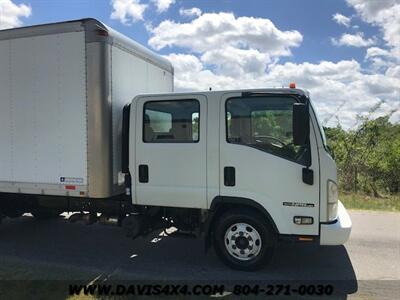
[[135, 95, 207, 208], [219, 92, 320, 235]]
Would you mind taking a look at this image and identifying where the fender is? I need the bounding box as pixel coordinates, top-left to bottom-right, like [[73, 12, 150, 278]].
[[204, 196, 279, 251]]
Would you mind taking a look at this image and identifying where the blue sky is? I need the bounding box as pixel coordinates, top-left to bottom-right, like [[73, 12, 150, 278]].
[[15, 0, 379, 64], [1, 0, 399, 128]]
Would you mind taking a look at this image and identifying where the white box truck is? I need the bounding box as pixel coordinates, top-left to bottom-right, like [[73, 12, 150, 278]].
[[0, 19, 351, 271]]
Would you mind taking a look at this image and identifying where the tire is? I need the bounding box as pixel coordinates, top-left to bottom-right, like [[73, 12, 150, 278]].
[[213, 208, 276, 271], [31, 209, 62, 220], [122, 214, 144, 239], [3, 211, 23, 219]]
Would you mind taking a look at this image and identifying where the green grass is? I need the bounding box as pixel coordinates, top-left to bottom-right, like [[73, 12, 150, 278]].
[[340, 192, 400, 211]]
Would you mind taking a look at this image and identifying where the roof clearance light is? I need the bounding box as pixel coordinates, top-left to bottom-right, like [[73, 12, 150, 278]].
[[289, 82, 296, 89]]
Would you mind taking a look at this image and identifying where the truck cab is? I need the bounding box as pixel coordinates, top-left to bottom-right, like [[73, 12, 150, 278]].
[[125, 87, 352, 270]]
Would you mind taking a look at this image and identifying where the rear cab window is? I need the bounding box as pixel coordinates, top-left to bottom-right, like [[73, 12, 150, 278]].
[[144, 100, 200, 143]]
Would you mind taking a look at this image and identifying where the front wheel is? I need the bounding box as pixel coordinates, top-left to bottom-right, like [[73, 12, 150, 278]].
[[213, 209, 276, 271]]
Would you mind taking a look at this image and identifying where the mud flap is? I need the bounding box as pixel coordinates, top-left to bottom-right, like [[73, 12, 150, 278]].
[[203, 210, 216, 252]]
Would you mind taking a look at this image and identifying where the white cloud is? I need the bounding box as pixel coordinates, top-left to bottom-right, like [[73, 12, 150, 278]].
[[149, 12, 303, 56], [149, 11, 302, 87], [152, 0, 175, 13], [165, 53, 203, 73], [201, 47, 271, 77], [179, 7, 202, 18], [155, 13, 301, 96], [0, 0, 31, 29], [331, 32, 375, 47], [332, 13, 351, 27], [386, 66, 400, 78], [165, 53, 400, 128], [346, 0, 400, 57], [149, 10, 399, 129], [164, 53, 236, 91], [365, 47, 391, 59], [110, 0, 147, 24], [347, 0, 398, 17], [365, 46, 398, 72]]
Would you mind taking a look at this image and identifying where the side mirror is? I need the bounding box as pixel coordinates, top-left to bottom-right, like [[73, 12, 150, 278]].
[[293, 103, 310, 146]]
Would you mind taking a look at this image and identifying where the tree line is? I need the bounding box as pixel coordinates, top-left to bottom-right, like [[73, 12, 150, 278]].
[[325, 114, 399, 196]]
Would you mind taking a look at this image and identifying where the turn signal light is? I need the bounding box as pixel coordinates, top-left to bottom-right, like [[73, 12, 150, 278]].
[[294, 216, 314, 225]]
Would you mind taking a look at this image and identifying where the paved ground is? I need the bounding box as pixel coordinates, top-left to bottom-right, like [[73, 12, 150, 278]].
[[0, 210, 399, 299]]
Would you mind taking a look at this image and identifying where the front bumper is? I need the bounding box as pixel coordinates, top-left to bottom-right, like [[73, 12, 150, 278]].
[[320, 200, 352, 245]]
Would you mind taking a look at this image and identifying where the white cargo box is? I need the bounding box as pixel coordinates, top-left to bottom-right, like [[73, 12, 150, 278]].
[[0, 19, 173, 198]]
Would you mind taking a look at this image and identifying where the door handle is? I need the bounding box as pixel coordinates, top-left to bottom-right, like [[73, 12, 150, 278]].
[[139, 164, 149, 183], [302, 168, 313, 185], [224, 166, 236, 186]]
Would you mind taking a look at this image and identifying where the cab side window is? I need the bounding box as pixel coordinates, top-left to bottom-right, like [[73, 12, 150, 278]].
[[144, 100, 200, 143], [226, 96, 308, 165]]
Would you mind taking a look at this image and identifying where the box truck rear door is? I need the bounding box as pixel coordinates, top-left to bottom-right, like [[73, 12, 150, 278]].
[[135, 95, 207, 209]]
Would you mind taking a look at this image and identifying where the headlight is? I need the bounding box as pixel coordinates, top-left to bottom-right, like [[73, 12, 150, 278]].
[[327, 180, 338, 221]]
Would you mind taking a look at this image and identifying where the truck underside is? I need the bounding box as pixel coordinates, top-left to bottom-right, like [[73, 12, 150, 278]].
[[0, 193, 205, 240], [0, 192, 298, 271]]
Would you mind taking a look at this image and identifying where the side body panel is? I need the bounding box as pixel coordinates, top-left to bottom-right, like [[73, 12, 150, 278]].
[[0, 19, 174, 199], [0, 31, 87, 196], [110, 46, 173, 196]]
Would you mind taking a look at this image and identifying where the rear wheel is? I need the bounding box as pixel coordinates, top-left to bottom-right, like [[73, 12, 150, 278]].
[[122, 214, 144, 239], [213, 209, 276, 271], [31, 209, 62, 220]]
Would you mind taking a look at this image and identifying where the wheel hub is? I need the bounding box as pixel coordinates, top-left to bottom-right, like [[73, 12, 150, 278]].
[[235, 236, 249, 249], [224, 222, 262, 261]]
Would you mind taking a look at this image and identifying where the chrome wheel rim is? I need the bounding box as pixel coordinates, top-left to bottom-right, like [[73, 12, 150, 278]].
[[224, 222, 262, 261]]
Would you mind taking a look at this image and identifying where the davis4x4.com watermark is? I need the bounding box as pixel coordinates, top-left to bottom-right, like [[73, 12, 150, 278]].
[[69, 283, 334, 297]]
